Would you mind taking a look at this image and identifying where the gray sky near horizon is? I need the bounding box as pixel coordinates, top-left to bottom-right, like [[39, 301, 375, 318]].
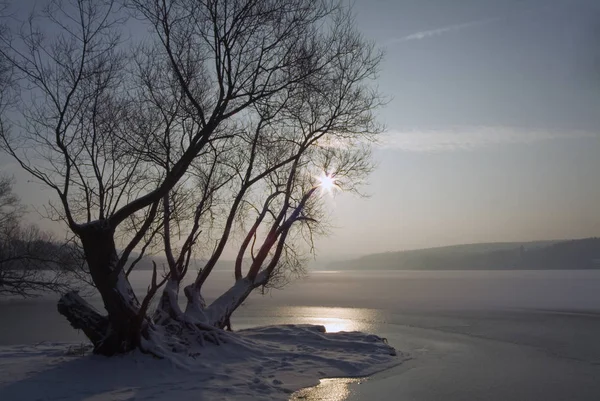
[[2, 0, 600, 261]]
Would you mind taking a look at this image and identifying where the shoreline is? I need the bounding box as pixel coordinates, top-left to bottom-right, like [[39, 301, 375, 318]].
[[292, 308, 600, 400]]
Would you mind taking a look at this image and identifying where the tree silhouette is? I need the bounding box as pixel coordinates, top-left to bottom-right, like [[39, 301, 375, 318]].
[[0, 0, 382, 356]]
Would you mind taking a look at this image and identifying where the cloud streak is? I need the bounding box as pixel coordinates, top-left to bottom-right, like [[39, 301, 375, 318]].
[[389, 17, 500, 44], [379, 127, 598, 152]]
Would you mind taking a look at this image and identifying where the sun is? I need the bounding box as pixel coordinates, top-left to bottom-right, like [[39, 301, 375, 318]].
[[316, 172, 339, 194]]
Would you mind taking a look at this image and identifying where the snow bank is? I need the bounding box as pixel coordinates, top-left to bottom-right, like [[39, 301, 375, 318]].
[[0, 325, 402, 401]]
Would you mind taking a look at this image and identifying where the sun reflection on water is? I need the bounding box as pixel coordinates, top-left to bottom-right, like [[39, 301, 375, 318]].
[[273, 306, 378, 333], [308, 317, 357, 333], [291, 378, 362, 401]]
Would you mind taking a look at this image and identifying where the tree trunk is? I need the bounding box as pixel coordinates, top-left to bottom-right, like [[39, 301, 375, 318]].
[[57, 220, 143, 355], [183, 283, 209, 323], [204, 273, 267, 329], [154, 279, 184, 324]]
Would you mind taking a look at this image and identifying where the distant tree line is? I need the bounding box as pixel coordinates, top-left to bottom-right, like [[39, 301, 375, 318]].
[[0, 175, 82, 297], [329, 239, 600, 271]]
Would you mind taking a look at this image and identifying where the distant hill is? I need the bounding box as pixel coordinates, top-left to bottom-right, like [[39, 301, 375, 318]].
[[326, 238, 600, 271]]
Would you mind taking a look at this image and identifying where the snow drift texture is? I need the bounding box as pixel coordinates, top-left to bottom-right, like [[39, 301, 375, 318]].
[[0, 324, 401, 401]]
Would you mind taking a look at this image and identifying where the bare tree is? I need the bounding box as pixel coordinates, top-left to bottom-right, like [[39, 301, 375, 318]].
[[0, 176, 80, 296], [0, 0, 383, 356]]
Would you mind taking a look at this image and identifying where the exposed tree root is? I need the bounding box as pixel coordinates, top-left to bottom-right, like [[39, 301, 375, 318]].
[[57, 292, 112, 353]]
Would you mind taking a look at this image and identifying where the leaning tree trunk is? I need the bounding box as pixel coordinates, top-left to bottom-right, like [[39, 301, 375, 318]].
[[194, 271, 268, 329], [57, 220, 145, 356], [204, 278, 257, 329]]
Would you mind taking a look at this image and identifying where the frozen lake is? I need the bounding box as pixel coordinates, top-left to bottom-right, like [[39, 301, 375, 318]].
[[2, 269, 600, 400], [2, 269, 600, 345]]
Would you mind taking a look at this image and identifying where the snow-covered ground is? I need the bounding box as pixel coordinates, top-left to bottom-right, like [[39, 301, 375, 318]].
[[0, 325, 401, 401]]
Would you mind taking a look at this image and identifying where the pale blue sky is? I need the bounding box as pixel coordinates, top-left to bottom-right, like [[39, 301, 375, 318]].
[[3, 0, 600, 260]]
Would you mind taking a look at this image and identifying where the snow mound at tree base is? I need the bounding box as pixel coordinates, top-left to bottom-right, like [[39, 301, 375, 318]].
[[0, 324, 403, 401]]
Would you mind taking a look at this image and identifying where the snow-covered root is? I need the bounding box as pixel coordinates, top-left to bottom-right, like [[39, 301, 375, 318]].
[[139, 278, 245, 357], [141, 313, 233, 357], [138, 323, 189, 359], [181, 318, 231, 347]]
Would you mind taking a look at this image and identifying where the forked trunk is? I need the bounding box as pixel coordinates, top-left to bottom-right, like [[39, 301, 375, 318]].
[[57, 221, 144, 355]]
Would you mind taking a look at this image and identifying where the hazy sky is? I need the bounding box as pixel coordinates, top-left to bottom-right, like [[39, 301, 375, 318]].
[[316, 0, 600, 259], [3, 0, 600, 261]]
